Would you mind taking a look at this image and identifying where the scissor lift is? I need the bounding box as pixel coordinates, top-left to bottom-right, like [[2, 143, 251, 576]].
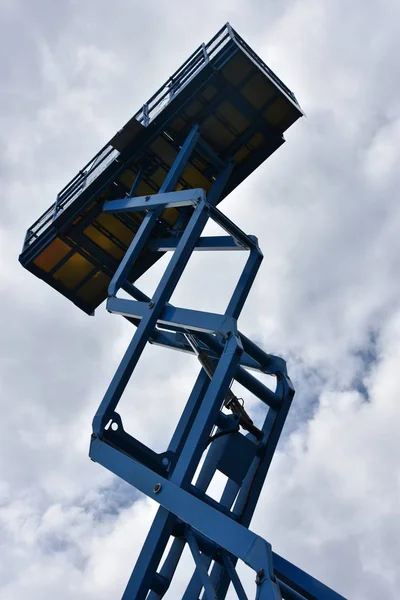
[[20, 24, 347, 600]]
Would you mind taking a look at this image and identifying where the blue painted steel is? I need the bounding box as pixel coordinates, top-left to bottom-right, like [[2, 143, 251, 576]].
[[272, 555, 347, 600], [186, 528, 219, 599], [275, 580, 307, 600], [148, 235, 257, 252], [147, 537, 186, 599], [221, 551, 249, 600], [226, 246, 262, 320], [128, 165, 143, 197], [88, 124, 347, 600], [92, 202, 211, 436], [103, 187, 206, 214], [90, 437, 277, 578], [107, 124, 201, 298], [108, 211, 157, 296]]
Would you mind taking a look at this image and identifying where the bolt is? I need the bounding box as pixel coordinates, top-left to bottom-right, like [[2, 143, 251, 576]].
[[145, 195, 150, 201], [148, 301, 154, 308], [153, 483, 162, 494], [225, 330, 232, 340], [255, 568, 264, 585], [91, 433, 97, 440]]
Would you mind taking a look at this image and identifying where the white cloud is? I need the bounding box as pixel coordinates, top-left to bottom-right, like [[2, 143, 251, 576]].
[[1, 0, 400, 598], [254, 307, 400, 598]]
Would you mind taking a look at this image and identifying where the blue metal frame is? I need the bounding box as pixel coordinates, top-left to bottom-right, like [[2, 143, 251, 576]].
[[21, 23, 302, 254], [89, 127, 347, 600]]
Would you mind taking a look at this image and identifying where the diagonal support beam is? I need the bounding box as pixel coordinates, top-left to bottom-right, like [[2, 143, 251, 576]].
[[90, 436, 273, 576], [92, 200, 212, 436], [272, 555, 347, 600], [108, 210, 157, 296], [186, 528, 218, 600], [221, 550, 249, 600], [88, 118, 346, 600], [107, 297, 282, 411]]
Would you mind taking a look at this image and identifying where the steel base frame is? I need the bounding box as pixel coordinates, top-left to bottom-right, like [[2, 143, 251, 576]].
[[89, 125, 347, 600]]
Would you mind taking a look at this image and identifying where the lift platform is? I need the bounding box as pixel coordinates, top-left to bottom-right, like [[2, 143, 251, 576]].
[[20, 23, 348, 600], [19, 24, 302, 314]]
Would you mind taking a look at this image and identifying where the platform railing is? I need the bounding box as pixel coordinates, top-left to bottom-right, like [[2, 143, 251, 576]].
[[23, 144, 120, 249], [135, 23, 233, 127], [21, 23, 300, 252]]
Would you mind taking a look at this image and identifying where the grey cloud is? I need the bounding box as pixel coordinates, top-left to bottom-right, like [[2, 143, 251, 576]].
[[1, 0, 400, 598]]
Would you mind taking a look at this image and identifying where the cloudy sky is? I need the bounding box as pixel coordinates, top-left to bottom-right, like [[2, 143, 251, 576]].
[[1, 0, 400, 598]]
